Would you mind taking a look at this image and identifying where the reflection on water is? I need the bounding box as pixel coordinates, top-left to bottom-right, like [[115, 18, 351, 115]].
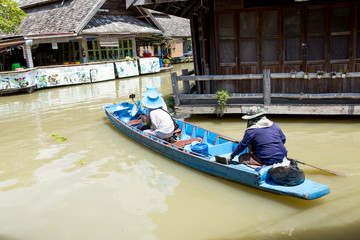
[[0, 63, 360, 240]]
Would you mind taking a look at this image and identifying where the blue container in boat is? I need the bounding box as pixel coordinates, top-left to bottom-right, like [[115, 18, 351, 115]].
[[190, 143, 208, 155]]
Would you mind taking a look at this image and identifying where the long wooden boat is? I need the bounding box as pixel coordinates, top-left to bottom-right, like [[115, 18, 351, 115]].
[[103, 101, 330, 200], [0, 84, 37, 96]]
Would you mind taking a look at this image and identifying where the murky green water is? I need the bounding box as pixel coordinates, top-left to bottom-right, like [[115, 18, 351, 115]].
[[0, 63, 359, 240]]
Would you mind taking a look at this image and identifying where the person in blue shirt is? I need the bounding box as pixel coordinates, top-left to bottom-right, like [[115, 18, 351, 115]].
[[227, 106, 288, 166]]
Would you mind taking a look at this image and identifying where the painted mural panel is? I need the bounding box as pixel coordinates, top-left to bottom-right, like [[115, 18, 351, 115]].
[[0, 61, 153, 92], [36, 63, 115, 88], [115, 60, 139, 78], [139, 57, 160, 74], [88, 63, 115, 82], [0, 70, 37, 90]]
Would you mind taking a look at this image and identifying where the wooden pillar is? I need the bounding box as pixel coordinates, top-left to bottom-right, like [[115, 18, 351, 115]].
[[182, 69, 190, 94], [190, 14, 201, 75], [263, 69, 271, 105], [171, 72, 180, 106]]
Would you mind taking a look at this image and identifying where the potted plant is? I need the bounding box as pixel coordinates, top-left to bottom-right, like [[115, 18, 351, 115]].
[[215, 90, 229, 117], [331, 72, 337, 79], [341, 70, 348, 78], [162, 58, 171, 67], [290, 70, 296, 78], [317, 71, 324, 79], [304, 72, 310, 79]]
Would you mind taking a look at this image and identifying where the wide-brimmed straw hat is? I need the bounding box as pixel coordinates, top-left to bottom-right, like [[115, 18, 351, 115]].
[[141, 90, 165, 109], [142, 87, 162, 97], [242, 106, 266, 120]]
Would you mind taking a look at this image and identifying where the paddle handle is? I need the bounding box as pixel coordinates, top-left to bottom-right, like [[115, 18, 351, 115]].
[[290, 158, 345, 176]]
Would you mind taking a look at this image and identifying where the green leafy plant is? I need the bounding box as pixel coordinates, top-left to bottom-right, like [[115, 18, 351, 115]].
[[317, 71, 325, 79], [304, 72, 310, 79], [341, 69, 348, 78], [57, 136, 67, 142], [216, 90, 229, 117], [0, 0, 27, 34], [51, 132, 67, 142], [162, 58, 170, 64], [166, 95, 175, 111]]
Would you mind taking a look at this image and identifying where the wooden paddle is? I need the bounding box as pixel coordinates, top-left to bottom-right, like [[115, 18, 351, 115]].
[[289, 158, 345, 176], [219, 135, 345, 176]]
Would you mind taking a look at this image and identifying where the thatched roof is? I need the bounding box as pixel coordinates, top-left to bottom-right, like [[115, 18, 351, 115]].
[[13, 0, 106, 36], [17, 0, 61, 9], [82, 15, 162, 35], [150, 11, 190, 37], [8, 0, 161, 38], [3, 0, 189, 40]]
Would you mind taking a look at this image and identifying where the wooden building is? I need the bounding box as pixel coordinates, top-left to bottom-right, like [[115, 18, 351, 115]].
[[130, 0, 360, 115], [0, 0, 190, 70]]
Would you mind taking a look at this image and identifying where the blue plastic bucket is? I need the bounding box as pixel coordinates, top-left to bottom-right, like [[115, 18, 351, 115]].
[[190, 143, 208, 155]]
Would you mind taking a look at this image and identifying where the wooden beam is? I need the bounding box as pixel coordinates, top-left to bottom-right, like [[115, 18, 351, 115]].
[[181, 69, 190, 94], [179, 93, 263, 99], [178, 93, 360, 100], [171, 72, 180, 106], [272, 93, 360, 99], [126, 0, 137, 9], [176, 72, 360, 81], [263, 69, 271, 106], [177, 74, 263, 81], [270, 72, 360, 79]]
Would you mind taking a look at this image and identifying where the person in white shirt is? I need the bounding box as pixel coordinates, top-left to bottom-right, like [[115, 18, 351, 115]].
[[141, 88, 174, 139]]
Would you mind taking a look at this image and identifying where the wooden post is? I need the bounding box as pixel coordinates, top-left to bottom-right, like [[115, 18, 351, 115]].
[[171, 72, 180, 106], [263, 69, 271, 105], [182, 69, 190, 94]]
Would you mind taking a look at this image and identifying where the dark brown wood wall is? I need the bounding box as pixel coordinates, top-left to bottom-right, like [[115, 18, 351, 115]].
[[206, 0, 360, 94]]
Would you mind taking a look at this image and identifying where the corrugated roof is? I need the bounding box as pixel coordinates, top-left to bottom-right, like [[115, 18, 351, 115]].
[[82, 15, 162, 35]]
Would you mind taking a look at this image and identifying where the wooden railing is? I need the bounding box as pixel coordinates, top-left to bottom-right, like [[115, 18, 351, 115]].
[[171, 69, 360, 107]]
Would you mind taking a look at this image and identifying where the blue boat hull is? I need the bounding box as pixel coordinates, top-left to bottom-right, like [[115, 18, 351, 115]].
[[103, 102, 330, 200]]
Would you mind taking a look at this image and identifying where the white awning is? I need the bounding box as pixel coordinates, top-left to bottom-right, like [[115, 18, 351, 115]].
[[99, 37, 119, 47]]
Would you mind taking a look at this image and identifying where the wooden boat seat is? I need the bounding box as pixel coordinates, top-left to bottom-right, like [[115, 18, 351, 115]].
[[127, 119, 141, 126], [172, 137, 202, 147]]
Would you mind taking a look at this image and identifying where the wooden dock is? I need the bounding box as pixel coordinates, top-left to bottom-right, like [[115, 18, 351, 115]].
[[171, 69, 360, 116]]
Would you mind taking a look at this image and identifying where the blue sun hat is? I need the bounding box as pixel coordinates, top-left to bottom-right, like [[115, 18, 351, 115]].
[[141, 90, 165, 109], [142, 87, 162, 97]]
